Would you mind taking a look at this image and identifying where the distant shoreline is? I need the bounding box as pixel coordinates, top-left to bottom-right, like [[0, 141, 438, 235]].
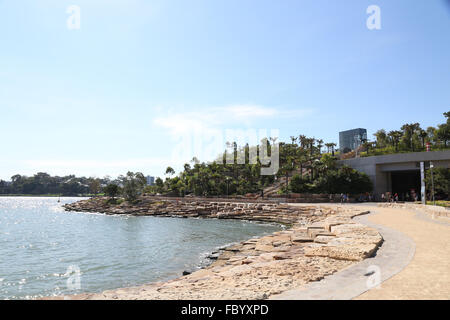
[[0, 194, 89, 197]]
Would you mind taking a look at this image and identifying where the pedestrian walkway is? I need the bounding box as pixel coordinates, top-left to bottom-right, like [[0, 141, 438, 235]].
[[271, 206, 415, 300], [355, 205, 450, 299], [272, 203, 450, 300]]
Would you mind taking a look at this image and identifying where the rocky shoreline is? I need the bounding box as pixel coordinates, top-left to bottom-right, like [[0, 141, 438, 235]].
[[63, 196, 331, 225], [57, 197, 383, 300]]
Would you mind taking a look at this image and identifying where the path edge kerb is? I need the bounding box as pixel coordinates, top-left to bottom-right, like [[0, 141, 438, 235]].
[[352, 208, 416, 299]]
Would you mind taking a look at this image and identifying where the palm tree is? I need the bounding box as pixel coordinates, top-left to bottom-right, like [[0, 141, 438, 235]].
[[388, 130, 402, 152], [325, 143, 333, 154], [317, 139, 324, 155], [298, 135, 307, 148], [362, 141, 376, 155], [310, 159, 320, 180], [306, 138, 315, 159], [418, 129, 428, 150], [427, 126, 437, 145], [329, 142, 337, 156], [401, 123, 420, 151], [294, 147, 307, 177], [373, 129, 388, 148], [290, 136, 297, 145], [191, 157, 200, 164]]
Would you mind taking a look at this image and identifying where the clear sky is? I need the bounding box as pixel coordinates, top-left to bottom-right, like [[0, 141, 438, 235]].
[[1, 0, 449, 180]]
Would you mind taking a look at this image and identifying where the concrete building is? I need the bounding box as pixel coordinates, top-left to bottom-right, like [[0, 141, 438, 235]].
[[339, 128, 367, 153], [146, 176, 155, 186], [339, 150, 450, 197]]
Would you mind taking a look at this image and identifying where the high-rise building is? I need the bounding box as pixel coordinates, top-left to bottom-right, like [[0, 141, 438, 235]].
[[339, 128, 367, 153], [146, 176, 155, 186]]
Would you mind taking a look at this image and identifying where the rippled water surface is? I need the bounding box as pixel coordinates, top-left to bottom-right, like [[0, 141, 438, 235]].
[[0, 197, 281, 299]]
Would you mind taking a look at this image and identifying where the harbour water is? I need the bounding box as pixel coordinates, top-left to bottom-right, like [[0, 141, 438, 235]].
[[0, 197, 281, 299]]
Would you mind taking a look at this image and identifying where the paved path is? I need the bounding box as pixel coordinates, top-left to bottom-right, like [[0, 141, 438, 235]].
[[272, 203, 450, 300], [355, 205, 450, 300], [271, 206, 415, 300], [413, 209, 450, 227]]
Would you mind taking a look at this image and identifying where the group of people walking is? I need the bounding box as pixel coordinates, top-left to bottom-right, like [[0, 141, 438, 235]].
[[337, 190, 420, 204], [381, 190, 419, 203], [339, 193, 350, 204]]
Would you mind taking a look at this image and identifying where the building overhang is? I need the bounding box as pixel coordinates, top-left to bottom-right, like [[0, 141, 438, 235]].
[[339, 150, 450, 168]]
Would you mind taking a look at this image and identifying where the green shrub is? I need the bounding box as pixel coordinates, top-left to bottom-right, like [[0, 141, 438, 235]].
[[104, 183, 120, 199], [315, 166, 373, 194], [425, 167, 450, 200], [289, 174, 315, 193]]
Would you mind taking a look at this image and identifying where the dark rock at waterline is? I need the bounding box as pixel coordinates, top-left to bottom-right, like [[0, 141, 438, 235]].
[[207, 253, 220, 260], [182, 270, 191, 276]]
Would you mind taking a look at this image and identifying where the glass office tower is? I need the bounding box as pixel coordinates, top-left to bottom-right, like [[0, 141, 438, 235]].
[[339, 128, 367, 153]]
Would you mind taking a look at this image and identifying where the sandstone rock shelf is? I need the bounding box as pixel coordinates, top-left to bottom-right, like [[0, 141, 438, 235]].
[[59, 197, 383, 300]]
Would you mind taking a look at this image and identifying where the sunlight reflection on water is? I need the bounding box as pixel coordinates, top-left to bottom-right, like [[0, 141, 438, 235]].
[[0, 197, 280, 299]]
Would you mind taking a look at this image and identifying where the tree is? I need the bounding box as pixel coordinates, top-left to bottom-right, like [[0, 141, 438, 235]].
[[0, 173, 105, 196], [89, 178, 101, 195], [418, 129, 428, 150], [373, 129, 388, 148], [298, 135, 306, 148], [279, 156, 294, 193], [289, 174, 313, 193], [437, 125, 450, 147], [388, 130, 402, 152], [426, 126, 437, 144], [166, 176, 186, 196], [325, 142, 336, 155], [425, 167, 450, 200], [116, 112, 448, 199], [104, 183, 120, 200], [361, 140, 375, 156], [120, 171, 146, 202], [316, 139, 324, 155], [444, 111, 450, 120], [328, 142, 337, 156], [400, 123, 420, 151], [165, 167, 175, 177], [436, 113, 450, 147], [0, 180, 8, 194], [315, 166, 373, 194], [320, 153, 337, 171], [306, 138, 316, 158], [154, 177, 164, 193], [183, 163, 191, 173]]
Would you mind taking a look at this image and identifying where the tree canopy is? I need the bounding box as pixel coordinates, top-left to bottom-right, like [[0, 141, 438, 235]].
[[368, 112, 450, 156], [0, 173, 112, 196]]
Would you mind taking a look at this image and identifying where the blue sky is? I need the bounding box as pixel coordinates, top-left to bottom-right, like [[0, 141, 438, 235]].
[[0, 0, 449, 180]]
